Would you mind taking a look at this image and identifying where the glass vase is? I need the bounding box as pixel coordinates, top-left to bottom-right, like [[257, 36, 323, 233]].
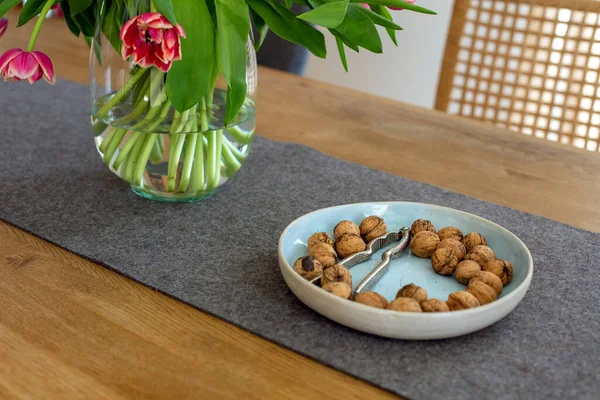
[[89, 0, 257, 202]]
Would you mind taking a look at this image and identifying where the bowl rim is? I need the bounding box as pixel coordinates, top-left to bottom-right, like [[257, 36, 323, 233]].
[[278, 201, 534, 319]]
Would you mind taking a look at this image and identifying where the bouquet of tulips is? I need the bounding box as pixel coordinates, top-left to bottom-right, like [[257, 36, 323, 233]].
[[0, 0, 434, 201]]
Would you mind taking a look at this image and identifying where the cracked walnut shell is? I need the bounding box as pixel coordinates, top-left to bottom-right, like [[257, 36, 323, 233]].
[[470, 271, 503, 296], [437, 238, 467, 261], [321, 264, 352, 287], [431, 247, 459, 275], [483, 259, 513, 286], [410, 219, 436, 237], [387, 297, 422, 312], [396, 283, 428, 303], [354, 292, 388, 309], [335, 233, 366, 258], [334, 220, 360, 239], [359, 216, 387, 242], [293, 256, 323, 281], [308, 242, 337, 268], [307, 232, 334, 249], [467, 280, 498, 305], [421, 299, 450, 312], [410, 231, 440, 258], [322, 282, 352, 299], [455, 260, 482, 284], [437, 226, 464, 242], [446, 291, 480, 311], [462, 232, 487, 252]]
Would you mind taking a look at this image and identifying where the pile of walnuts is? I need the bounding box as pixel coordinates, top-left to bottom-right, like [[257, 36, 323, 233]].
[[294, 216, 386, 299], [406, 218, 513, 311], [292, 216, 514, 313]]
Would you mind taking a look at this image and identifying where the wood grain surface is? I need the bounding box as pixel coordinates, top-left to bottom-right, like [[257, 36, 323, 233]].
[[2, 9, 600, 400]]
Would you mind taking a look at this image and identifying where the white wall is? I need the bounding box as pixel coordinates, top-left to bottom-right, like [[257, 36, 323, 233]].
[[305, 1, 455, 108]]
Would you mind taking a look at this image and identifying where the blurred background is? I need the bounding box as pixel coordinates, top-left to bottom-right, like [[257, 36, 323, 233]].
[[306, 0, 452, 108]]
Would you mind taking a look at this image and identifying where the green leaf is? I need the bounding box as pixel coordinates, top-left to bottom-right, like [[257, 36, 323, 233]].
[[101, 0, 123, 53], [329, 29, 358, 52], [152, 0, 177, 24], [284, 0, 292, 8], [0, 0, 22, 19], [333, 4, 382, 53], [250, 8, 269, 52], [247, 0, 326, 58], [354, 0, 436, 15], [215, 0, 250, 124], [72, 5, 95, 37], [298, 0, 348, 28], [59, 1, 80, 36], [68, 0, 93, 15], [358, 5, 402, 29], [166, 0, 215, 112], [335, 36, 348, 72], [371, 5, 397, 45], [17, 0, 53, 26]]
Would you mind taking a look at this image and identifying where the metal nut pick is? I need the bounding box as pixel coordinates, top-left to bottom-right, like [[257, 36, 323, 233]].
[[309, 229, 403, 285], [354, 227, 411, 295]]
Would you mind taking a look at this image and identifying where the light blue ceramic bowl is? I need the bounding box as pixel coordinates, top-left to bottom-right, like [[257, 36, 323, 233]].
[[278, 202, 533, 339]]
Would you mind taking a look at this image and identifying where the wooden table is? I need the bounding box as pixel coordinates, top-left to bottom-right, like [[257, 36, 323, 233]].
[[2, 9, 600, 400]]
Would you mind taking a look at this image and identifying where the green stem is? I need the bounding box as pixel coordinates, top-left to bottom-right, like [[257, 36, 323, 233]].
[[124, 134, 147, 183], [27, 0, 55, 51], [94, 68, 147, 118], [132, 102, 171, 184], [226, 125, 254, 145], [179, 132, 197, 192], [222, 136, 248, 162], [221, 140, 242, 177], [103, 128, 127, 165], [99, 126, 117, 153], [133, 134, 157, 186]]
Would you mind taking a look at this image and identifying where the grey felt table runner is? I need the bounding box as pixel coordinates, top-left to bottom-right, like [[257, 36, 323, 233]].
[[1, 80, 600, 400]]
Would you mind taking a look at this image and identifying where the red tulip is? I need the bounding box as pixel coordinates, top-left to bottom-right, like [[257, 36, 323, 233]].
[[0, 48, 55, 84], [120, 12, 186, 73], [0, 16, 8, 39], [389, 0, 416, 11]]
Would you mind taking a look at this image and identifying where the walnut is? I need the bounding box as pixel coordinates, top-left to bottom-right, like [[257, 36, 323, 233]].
[[293, 256, 323, 281], [321, 264, 352, 287], [410, 219, 436, 237], [354, 292, 388, 309], [307, 232, 334, 249], [437, 226, 464, 242], [465, 245, 496, 267], [387, 297, 422, 312], [446, 291, 480, 311], [359, 216, 387, 242], [335, 233, 366, 258], [410, 231, 440, 258], [396, 283, 428, 303], [431, 247, 459, 275], [334, 220, 360, 239], [421, 299, 450, 312], [322, 282, 352, 299], [437, 238, 467, 261], [467, 280, 498, 305], [470, 271, 503, 296], [308, 242, 337, 268], [483, 259, 513, 286], [462, 232, 487, 252], [455, 260, 482, 284]]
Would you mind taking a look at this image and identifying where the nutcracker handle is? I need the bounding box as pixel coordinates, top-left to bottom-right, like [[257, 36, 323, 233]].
[[354, 227, 410, 294]]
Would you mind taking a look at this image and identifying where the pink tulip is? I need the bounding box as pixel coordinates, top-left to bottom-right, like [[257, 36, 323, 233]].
[[0, 48, 55, 84], [389, 0, 416, 11], [0, 16, 8, 39], [120, 12, 186, 73]]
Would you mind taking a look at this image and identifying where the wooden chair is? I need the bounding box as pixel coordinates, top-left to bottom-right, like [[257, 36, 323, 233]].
[[436, 0, 600, 152]]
